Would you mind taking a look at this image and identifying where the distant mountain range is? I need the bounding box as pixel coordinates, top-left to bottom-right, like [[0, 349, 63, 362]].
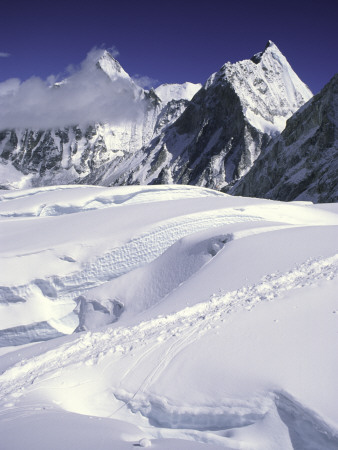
[[0, 42, 337, 202]]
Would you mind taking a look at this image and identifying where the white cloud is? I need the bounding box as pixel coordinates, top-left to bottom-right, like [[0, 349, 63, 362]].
[[0, 52, 10, 58], [0, 78, 20, 96], [0, 47, 147, 129], [132, 74, 159, 89], [106, 46, 119, 58]]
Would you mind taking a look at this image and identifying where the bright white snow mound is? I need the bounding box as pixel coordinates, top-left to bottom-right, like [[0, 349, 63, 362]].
[[155, 82, 202, 104], [0, 184, 337, 449]]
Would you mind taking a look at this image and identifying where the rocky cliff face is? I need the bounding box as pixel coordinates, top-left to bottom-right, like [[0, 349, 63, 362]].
[[119, 78, 271, 189], [231, 74, 338, 203]]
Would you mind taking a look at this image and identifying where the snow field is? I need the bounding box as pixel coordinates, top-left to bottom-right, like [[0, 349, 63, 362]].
[[0, 185, 337, 449]]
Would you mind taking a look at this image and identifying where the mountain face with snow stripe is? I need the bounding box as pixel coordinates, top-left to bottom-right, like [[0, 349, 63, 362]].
[[230, 73, 338, 202], [0, 42, 314, 193]]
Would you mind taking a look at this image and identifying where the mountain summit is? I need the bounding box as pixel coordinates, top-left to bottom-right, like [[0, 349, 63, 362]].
[[96, 50, 131, 81], [250, 39, 275, 64], [209, 40, 312, 135]]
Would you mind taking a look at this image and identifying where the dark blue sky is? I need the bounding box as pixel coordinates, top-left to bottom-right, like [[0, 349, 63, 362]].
[[0, 0, 337, 93]]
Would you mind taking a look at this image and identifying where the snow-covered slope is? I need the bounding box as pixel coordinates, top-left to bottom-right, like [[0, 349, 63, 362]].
[[155, 82, 202, 105], [232, 73, 338, 202], [0, 184, 337, 449]]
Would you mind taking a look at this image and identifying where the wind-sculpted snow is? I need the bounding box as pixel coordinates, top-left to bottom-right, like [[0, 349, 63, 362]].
[[0, 254, 337, 448], [0, 254, 337, 395], [0, 184, 224, 217], [1, 185, 338, 345], [0, 185, 337, 449], [275, 392, 338, 450], [0, 208, 261, 343]]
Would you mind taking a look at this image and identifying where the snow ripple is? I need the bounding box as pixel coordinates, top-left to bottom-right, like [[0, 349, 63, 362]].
[[3, 210, 262, 305]]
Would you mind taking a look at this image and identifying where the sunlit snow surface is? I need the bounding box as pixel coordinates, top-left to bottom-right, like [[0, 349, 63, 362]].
[[0, 185, 337, 449], [154, 82, 202, 105]]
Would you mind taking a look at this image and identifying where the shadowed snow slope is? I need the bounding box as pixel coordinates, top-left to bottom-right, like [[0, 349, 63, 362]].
[[0, 184, 337, 449]]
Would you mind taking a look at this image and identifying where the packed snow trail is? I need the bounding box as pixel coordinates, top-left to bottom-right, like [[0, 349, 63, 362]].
[[0, 253, 337, 402]]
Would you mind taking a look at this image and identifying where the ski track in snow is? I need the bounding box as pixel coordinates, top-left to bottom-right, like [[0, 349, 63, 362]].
[[1, 253, 337, 409]]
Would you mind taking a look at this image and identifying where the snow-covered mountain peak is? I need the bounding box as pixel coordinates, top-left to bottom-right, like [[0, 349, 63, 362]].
[[252, 40, 295, 73], [250, 39, 276, 64], [207, 41, 313, 134], [96, 50, 131, 82], [0, 42, 322, 194]]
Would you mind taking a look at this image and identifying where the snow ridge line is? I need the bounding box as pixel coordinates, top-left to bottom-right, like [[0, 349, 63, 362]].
[[58, 211, 261, 295], [0, 185, 224, 217], [113, 388, 269, 431], [0, 253, 337, 402], [8, 210, 262, 303]]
